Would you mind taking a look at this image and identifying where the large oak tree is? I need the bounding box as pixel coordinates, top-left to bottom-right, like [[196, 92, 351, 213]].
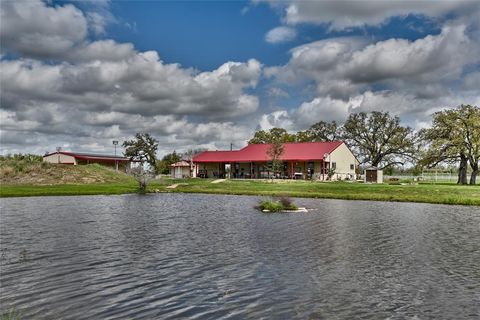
[[296, 121, 340, 142], [248, 128, 296, 144], [342, 111, 416, 169], [420, 105, 479, 185]]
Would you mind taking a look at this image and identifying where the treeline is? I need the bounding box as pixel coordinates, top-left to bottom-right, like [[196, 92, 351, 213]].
[[248, 105, 479, 185]]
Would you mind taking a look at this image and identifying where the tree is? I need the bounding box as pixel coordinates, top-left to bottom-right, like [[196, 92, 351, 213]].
[[342, 111, 416, 169], [296, 121, 340, 142], [458, 105, 480, 185], [130, 166, 154, 193], [122, 133, 159, 170], [266, 138, 284, 179], [421, 105, 479, 185], [156, 151, 181, 175], [248, 128, 296, 144], [419, 119, 468, 185]]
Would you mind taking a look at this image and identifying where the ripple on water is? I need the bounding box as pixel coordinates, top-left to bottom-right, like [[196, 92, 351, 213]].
[[1, 194, 479, 319]]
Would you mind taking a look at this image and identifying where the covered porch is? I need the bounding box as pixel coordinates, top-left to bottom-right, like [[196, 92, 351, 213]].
[[195, 160, 332, 180]]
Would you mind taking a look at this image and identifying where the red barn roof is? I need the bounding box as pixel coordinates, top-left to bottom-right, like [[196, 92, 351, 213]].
[[44, 151, 132, 163], [193, 141, 344, 163]]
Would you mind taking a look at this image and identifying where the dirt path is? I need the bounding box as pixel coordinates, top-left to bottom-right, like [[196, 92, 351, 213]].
[[166, 183, 189, 189], [211, 179, 226, 184]]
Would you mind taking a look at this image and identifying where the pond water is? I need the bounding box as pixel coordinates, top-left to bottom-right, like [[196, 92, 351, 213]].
[[1, 194, 479, 319]]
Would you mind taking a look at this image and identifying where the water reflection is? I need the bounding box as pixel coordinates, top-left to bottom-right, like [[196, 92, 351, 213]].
[[1, 194, 479, 319]]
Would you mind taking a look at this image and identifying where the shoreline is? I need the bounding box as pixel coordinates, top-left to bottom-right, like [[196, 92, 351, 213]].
[[1, 179, 479, 206]]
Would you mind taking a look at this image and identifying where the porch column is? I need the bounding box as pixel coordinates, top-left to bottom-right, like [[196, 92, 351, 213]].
[[290, 161, 294, 179], [322, 160, 324, 181]]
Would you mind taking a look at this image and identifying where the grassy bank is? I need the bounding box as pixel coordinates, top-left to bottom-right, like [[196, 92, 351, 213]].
[[1, 177, 479, 205], [168, 179, 480, 206]]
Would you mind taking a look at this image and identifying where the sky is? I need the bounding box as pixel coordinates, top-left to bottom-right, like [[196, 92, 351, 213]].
[[1, 0, 479, 157]]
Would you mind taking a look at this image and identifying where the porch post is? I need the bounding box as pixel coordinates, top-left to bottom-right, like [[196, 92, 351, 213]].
[[290, 161, 293, 179], [322, 160, 324, 181]]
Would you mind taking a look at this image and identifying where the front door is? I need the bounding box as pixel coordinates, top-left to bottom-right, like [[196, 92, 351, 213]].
[[366, 170, 377, 182]]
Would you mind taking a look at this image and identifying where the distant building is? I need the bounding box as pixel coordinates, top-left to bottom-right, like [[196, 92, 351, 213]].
[[193, 141, 358, 180], [170, 161, 192, 178], [43, 151, 132, 170]]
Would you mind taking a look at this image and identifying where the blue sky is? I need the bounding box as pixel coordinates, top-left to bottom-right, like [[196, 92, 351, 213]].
[[93, 1, 443, 70], [1, 0, 479, 155]]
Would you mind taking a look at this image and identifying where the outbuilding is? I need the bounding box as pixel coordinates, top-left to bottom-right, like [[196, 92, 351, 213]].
[[364, 167, 383, 183], [170, 161, 192, 178]]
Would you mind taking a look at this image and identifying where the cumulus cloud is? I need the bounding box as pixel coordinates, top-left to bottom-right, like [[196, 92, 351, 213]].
[[265, 26, 297, 43], [1, 0, 479, 156], [259, 90, 480, 133], [0, 53, 262, 153], [282, 0, 478, 30], [0, 0, 88, 59], [0, 0, 263, 155], [270, 25, 479, 100]]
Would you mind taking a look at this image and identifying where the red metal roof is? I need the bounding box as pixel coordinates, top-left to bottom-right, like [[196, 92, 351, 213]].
[[44, 151, 131, 162], [193, 141, 344, 163]]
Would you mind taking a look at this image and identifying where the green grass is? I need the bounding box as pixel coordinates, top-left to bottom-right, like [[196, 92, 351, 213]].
[[259, 196, 298, 212], [168, 179, 480, 206], [1, 307, 22, 320], [1, 178, 479, 206], [259, 200, 285, 212]]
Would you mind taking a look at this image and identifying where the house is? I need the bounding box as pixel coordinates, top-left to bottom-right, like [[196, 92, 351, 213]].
[[170, 160, 192, 178], [192, 141, 358, 180], [43, 151, 132, 170]]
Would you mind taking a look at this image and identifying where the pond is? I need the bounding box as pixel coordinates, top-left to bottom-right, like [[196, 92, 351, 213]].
[[1, 194, 479, 319]]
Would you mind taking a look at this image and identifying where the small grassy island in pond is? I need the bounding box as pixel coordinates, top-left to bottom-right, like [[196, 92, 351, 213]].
[[259, 197, 301, 213]]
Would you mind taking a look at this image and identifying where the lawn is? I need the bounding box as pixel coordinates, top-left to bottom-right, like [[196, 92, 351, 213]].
[[169, 179, 480, 206], [1, 178, 479, 206]]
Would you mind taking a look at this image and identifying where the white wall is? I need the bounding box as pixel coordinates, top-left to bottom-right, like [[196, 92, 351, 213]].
[[43, 153, 76, 165], [329, 143, 357, 180]]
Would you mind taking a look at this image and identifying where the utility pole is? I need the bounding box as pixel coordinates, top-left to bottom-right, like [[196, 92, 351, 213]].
[[113, 140, 119, 171]]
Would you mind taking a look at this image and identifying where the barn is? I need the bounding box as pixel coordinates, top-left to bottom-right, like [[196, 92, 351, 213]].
[[193, 141, 358, 180], [43, 151, 132, 170]]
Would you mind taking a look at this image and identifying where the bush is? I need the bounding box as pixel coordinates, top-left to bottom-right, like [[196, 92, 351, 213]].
[[259, 196, 298, 212], [259, 200, 284, 212], [278, 196, 297, 210]]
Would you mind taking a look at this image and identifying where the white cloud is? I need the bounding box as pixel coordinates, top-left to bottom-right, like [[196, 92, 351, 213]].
[[258, 90, 480, 134], [282, 0, 478, 30], [265, 26, 297, 43], [270, 25, 479, 100], [0, 0, 88, 59]]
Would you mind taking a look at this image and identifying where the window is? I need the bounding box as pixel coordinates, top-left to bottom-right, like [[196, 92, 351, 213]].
[[350, 164, 354, 170], [332, 162, 336, 170]]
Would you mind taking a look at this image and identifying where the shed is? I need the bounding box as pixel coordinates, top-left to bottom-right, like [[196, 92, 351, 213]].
[[364, 167, 383, 183], [170, 161, 192, 179]]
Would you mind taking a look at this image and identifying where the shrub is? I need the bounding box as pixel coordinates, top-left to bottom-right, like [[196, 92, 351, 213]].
[[259, 200, 284, 212], [259, 196, 298, 212], [278, 196, 297, 210]]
